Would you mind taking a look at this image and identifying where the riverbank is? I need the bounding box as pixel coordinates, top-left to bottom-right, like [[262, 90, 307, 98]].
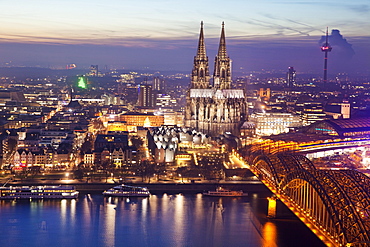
[[5, 180, 268, 194]]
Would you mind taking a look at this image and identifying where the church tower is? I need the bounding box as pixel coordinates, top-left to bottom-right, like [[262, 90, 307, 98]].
[[185, 22, 247, 137], [191, 21, 210, 89], [213, 22, 231, 90]]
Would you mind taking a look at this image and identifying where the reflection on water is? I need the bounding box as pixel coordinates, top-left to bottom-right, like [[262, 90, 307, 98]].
[[0, 193, 324, 247], [262, 222, 277, 247]]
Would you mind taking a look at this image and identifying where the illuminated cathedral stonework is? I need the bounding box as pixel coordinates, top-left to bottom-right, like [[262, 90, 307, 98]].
[[184, 22, 247, 136]]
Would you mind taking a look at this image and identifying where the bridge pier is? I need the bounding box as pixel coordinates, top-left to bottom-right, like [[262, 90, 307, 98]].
[[267, 196, 277, 218], [267, 195, 293, 219]]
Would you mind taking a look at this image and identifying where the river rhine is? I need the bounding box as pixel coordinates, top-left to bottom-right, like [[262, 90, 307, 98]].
[[0, 192, 325, 247]]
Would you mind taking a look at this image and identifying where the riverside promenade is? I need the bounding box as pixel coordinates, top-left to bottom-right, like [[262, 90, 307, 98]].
[[75, 180, 266, 193], [3, 177, 266, 194]]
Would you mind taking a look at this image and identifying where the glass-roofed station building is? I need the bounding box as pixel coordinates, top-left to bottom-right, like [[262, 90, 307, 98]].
[[306, 118, 370, 137], [251, 117, 370, 159]]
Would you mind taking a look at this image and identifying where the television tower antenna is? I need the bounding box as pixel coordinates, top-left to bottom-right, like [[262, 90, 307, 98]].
[[321, 27, 332, 83]]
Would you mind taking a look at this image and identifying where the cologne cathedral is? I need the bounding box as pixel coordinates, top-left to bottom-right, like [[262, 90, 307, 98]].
[[184, 22, 247, 137]]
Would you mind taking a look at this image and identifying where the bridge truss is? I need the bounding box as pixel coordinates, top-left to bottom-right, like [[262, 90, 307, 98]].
[[246, 152, 370, 247]]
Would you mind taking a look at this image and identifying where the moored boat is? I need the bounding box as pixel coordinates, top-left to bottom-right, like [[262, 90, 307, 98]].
[[203, 187, 247, 197], [0, 185, 79, 199], [103, 184, 150, 197]]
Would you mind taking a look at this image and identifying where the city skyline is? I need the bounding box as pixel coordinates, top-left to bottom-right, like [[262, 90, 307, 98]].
[[0, 0, 369, 74]]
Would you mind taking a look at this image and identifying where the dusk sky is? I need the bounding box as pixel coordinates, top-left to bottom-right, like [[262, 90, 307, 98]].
[[0, 0, 369, 74]]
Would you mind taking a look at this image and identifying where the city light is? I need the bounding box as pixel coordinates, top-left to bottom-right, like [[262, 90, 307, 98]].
[[77, 76, 87, 89], [0, 12, 369, 247]]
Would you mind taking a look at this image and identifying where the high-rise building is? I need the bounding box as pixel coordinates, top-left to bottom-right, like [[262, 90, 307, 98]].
[[138, 85, 153, 107], [287, 67, 296, 87], [153, 77, 165, 91], [89, 65, 98, 77], [123, 85, 139, 105], [184, 22, 247, 136]]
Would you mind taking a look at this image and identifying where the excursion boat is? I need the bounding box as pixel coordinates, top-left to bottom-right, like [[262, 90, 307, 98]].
[[103, 184, 150, 197], [0, 185, 79, 199], [203, 187, 247, 197]]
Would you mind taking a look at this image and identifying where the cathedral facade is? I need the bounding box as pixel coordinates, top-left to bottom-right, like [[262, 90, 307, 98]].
[[184, 22, 247, 137]]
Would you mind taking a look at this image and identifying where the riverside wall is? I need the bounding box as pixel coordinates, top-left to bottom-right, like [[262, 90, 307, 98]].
[[7, 181, 268, 194]]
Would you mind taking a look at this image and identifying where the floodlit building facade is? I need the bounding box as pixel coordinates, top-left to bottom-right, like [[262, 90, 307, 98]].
[[249, 112, 302, 136]]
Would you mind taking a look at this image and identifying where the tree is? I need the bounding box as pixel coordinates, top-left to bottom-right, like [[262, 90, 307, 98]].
[[131, 137, 144, 149], [74, 169, 84, 179], [7, 138, 17, 153], [80, 140, 92, 153], [135, 160, 155, 183], [176, 166, 191, 182]]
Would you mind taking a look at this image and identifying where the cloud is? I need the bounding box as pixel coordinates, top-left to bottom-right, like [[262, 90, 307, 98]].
[[227, 14, 320, 38], [318, 29, 359, 73], [349, 4, 370, 13], [0, 31, 368, 74], [319, 29, 355, 58]]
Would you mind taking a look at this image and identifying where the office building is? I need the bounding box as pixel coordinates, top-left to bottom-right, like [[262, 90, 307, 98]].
[[287, 67, 296, 87], [138, 85, 153, 107]]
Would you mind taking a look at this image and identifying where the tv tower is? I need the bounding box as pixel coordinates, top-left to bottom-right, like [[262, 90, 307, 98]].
[[321, 27, 332, 83]]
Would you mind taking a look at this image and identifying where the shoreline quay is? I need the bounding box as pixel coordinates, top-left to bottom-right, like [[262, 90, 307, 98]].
[[5, 181, 268, 193]]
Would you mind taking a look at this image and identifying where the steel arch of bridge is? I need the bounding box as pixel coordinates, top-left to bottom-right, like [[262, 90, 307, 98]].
[[252, 154, 281, 188], [252, 153, 316, 188], [327, 170, 370, 232], [280, 169, 370, 245], [248, 152, 370, 247], [287, 153, 316, 170]]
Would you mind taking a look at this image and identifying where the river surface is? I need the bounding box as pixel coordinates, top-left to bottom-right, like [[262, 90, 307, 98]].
[[0, 192, 325, 247]]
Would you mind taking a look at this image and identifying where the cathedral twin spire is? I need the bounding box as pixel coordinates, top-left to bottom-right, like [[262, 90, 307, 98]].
[[191, 22, 231, 90], [196, 21, 207, 61], [185, 22, 247, 137], [191, 21, 210, 89], [214, 22, 231, 90]]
